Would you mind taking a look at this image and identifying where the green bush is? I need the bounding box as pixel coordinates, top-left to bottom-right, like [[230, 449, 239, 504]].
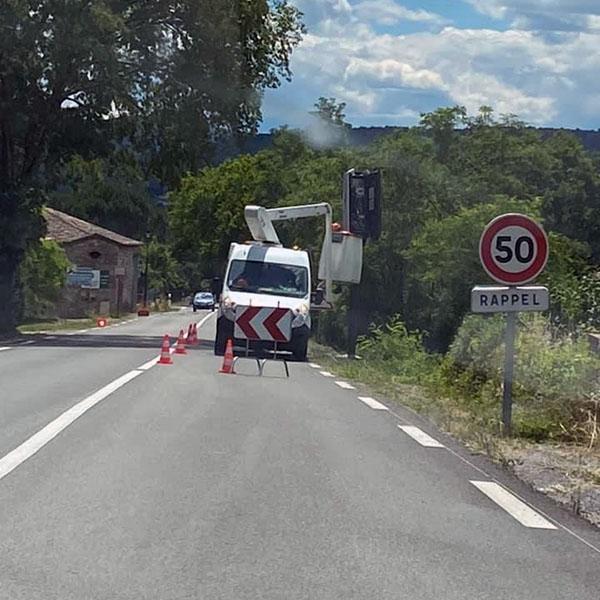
[[357, 316, 441, 386], [448, 313, 600, 441], [19, 239, 71, 320]]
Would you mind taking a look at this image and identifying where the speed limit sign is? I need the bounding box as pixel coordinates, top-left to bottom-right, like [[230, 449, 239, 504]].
[[479, 214, 549, 285]]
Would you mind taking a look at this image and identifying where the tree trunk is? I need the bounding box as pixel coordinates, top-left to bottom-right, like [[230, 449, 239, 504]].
[[0, 190, 44, 335], [0, 247, 21, 335]]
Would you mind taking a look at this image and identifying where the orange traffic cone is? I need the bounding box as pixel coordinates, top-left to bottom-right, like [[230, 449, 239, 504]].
[[190, 323, 199, 346], [219, 339, 235, 374], [186, 323, 193, 343], [175, 329, 187, 355], [158, 334, 173, 365]]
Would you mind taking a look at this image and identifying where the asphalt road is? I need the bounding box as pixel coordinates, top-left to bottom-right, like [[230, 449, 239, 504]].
[[0, 308, 598, 599]]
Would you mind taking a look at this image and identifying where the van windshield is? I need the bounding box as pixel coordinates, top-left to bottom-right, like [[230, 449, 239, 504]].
[[227, 260, 308, 299]]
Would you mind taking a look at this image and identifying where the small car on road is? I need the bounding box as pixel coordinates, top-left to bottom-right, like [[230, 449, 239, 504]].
[[192, 291, 215, 312]]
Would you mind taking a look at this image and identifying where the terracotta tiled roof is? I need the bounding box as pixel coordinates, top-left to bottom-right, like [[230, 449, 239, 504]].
[[43, 207, 143, 247]]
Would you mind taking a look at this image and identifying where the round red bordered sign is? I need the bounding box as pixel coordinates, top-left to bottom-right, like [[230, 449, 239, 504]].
[[479, 213, 549, 285]]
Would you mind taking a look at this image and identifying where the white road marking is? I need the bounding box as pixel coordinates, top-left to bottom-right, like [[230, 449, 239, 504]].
[[19, 340, 35, 346], [398, 425, 445, 448], [0, 369, 143, 482], [0, 347, 11, 352], [358, 396, 389, 411], [319, 371, 335, 378], [335, 381, 356, 390], [309, 363, 322, 369], [138, 357, 159, 371], [196, 311, 216, 329], [471, 481, 558, 529]]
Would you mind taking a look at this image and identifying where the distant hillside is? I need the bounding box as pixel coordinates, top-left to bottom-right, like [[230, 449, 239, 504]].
[[215, 126, 600, 163]]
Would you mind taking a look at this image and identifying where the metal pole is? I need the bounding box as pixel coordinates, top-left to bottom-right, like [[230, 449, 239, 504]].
[[143, 232, 150, 307], [347, 284, 359, 358], [502, 311, 517, 437]]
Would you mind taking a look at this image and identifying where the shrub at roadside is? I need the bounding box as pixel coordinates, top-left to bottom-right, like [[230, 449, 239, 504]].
[[326, 314, 600, 449], [448, 314, 600, 443], [19, 239, 71, 321]]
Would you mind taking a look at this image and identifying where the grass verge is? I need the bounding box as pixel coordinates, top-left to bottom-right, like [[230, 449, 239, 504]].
[[311, 331, 600, 526], [17, 313, 138, 334]]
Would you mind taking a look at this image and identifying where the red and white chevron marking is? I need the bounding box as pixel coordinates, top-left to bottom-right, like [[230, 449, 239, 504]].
[[234, 306, 293, 342]]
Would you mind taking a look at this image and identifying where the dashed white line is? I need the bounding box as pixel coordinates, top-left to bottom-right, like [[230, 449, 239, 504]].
[[358, 396, 389, 410], [0, 347, 11, 352], [319, 371, 335, 378], [471, 481, 558, 529], [19, 340, 35, 346], [398, 425, 445, 448], [309, 363, 322, 369], [335, 381, 356, 390], [0, 369, 143, 482]]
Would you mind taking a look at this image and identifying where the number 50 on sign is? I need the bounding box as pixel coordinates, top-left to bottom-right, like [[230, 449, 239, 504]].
[[479, 213, 549, 286]]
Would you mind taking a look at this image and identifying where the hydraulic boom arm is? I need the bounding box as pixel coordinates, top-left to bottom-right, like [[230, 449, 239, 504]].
[[244, 203, 333, 304]]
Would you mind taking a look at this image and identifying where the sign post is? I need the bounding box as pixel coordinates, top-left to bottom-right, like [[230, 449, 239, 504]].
[[502, 312, 517, 436], [475, 213, 549, 436]]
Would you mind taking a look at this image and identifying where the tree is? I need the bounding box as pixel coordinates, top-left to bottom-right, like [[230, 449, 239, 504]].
[[306, 97, 352, 148], [0, 0, 304, 333], [169, 152, 286, 281], [541, 132, 600, 259], [146, 240, 184, 298], [404, 198, 540, 350], [19, 239, 71, 320], [419, 105, 467, 161], [49, 155, 164, 240]]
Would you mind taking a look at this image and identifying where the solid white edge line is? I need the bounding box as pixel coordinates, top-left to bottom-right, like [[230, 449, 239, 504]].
[[358, 396, 389, 411], [335, 381, 356, 390], [0, 369, 143, 482], [319, 371, 335, 378], [196, 311, 216, 329], [309, 363, 322, 369], [471, 481, 558, 530], [398, 425, 445, 448], [138, 357, 159, 371]]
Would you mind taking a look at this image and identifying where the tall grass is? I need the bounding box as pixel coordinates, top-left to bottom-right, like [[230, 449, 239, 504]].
[[323, 314, 600, 448]]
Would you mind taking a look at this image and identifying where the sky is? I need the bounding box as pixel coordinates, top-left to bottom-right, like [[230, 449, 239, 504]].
[[260, 0, 600, 131]]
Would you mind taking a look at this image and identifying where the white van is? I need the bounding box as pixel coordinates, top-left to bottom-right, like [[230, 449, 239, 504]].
[[215, 242, 311, 361]]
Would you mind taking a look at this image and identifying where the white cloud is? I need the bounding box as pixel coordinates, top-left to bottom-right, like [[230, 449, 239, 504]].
[[353, 0, 445, 26], [467, 0, 508, 19], [345, 58, 444, 90], [467, 0, 600, 31], [261, 2, 600, 130], [294, 0, 444, 29]]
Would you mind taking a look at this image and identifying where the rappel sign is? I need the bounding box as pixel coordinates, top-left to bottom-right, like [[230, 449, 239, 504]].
[[473, 213, 550, 436]]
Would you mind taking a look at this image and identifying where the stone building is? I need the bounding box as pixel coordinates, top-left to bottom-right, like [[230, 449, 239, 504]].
[[44, 208, 143, 318]]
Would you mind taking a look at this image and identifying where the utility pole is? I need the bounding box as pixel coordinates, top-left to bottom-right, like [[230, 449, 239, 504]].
[[143, 230, 150, 308], [343, 169, 382, 358]]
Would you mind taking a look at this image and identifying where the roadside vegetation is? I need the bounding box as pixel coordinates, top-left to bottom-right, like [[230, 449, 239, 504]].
[[4, 2, 600, 460]]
